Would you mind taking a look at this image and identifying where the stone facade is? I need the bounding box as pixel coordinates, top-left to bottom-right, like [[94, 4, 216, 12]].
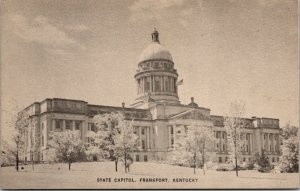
[[21, 29, 281, 164]]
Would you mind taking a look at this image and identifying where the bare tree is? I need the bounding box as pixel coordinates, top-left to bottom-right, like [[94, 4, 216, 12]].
[[114, 119, 138, 173], [185, 125, 215, 175], [87, 112, 138, 173], [1, 111, 32, 171], [224, 100, 246, 177], [48, 130, 84, 170], [89, 112, 123, 172], [277, 125, 299, 173], [27, 117, 41, 171]]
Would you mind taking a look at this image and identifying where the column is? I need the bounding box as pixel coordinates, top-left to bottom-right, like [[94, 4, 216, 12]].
[[214, 131, 216, 149], [162, 76, 165, 92], [150, 76, 154, 92], [274, 134, 277, 153], [269, 134, 272, 153], [139, 126, 142, 149], [148, 126, 151, 149], [270, 133, 272, 153], [168, 126, 171, 148], [144, 77, 146, 94], [175, 79, 177, 94], [137, 80, 139, 94], [272, 133, 275, 153], [224, 131, 227, 152], [62, 120, 66, 131], [266, 133, 270, 151], [262, 133, 265, 151], [52, 119, 55, 131], [220, 131, 223, 153], [170, 78, 173, 93], [160, 76, 163, 92], [277, 134, 280, 153], [249, 134, 252, 154], [173, 125, 176, 149], [147, 127, 150, 149], [153, 76, 155, 92], [153, 76, 156, 92], [173, 78, 176, 93], [139, 78, 141, 94], [141, 77, 143, 94]]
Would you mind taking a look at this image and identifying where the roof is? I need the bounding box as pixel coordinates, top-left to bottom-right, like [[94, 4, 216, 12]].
[[138, 42, 173, 63]]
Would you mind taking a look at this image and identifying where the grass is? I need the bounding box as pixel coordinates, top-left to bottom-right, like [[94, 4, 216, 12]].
[[0, 161, 299, 189]]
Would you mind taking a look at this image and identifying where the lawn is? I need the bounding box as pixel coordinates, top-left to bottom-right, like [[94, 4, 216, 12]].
[[0, 162, 299, 189]]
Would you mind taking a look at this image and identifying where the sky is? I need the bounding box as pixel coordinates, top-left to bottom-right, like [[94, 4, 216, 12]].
[[0, 0, 298, 138]]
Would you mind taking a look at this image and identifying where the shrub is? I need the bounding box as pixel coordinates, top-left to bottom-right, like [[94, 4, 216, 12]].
[[254, 150, 272, 173], [276, 135, 299, 173], [206, 161, 218, 170], [241, 160, 255, 170], [216, 163, 234, 171]]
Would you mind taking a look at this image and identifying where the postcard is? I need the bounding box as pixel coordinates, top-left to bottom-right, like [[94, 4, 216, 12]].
[[0, 0, 299, 189]]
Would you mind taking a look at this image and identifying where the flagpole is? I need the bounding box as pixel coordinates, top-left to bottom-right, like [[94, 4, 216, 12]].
[[176, 79, 184, 102]]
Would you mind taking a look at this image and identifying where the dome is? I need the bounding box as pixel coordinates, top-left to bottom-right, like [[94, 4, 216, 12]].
[[138, 42, 173, 63]]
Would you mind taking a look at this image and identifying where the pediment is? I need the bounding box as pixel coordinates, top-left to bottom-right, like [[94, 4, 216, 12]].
[[168, 109, 212, 121]]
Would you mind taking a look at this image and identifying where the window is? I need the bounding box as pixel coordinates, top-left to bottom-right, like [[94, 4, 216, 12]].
[[144, 155, 148, 162], [41, 153, 43, 161], [136, 155, 140, 162], [138, 79, 141, 94], [219, 157, 222, 163], [141, 128, 145, 135], [155, 79, 160, 92], [170, 126, 173, 134], [171, 138, 174, 146], [55, 120, 62, 130], [243, 158, 246, 162], [66, 120, 72, 130], [177, 130, 181, 134], [90, 123, 96, 132], [145, 81, 150, 92], [223, 144, 225, 151], [42, 135, 44, 146], [246, 145, 249, 152], [272, 157, 275, 162], [270, 145, 272, 152], [165, 79, 169, 91], [222, 132, 225, 139], [217, 143, 219, 148], [184, 126, 188, 134], [246, 134, 248, 140], [75, 122, 81, 130], [216, 132, 219, 138], [142, 140, 145, 149], [41, 123, 44, 134]]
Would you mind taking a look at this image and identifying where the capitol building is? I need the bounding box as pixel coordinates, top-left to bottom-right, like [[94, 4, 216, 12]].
[[22, 29, 281, 164]]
